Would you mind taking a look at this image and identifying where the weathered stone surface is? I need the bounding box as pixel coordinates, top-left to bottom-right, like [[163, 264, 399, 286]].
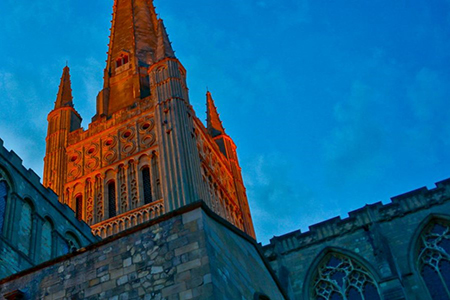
[[264, 179, 450, 300], [0, 205, 285, 299], [0, 142, 98, 280]]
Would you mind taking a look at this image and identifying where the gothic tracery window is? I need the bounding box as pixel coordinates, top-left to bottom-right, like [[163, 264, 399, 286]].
[[418, 220, 450, 299], [0, 180, 8, 233], [312, 253, 381, 300]]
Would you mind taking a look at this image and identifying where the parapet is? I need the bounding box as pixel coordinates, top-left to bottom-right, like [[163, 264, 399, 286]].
[[68, 97, 154, 145], [263, 178, 450, 256]]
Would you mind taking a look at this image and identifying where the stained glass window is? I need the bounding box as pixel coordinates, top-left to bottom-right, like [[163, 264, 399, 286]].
[[142, 167, 152, 204], [418, 221, 450, 299], [312, 253, 381, 300], [108, 181, 116, 218], [0, 180, 8, 233]]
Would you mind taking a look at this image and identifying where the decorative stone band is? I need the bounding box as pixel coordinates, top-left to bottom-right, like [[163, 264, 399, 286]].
[[91, 199, 164, 238]]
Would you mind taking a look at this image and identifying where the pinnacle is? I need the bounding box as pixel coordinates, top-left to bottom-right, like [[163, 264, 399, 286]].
[[54, 66, 73, 109], [206, 91, 226, 137], [156, 19, 175, 61]]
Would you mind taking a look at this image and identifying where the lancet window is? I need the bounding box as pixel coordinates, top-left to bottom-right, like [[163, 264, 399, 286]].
[[75, 195, 83, 221], [0, 179, 8, 233], [311, 252, 381, 300], [108, 181, 117, 218], [417, 220, 450, 299], [142, 167, 152, 204], [18, 201, 33, 256], [40, 219, 53, 262]]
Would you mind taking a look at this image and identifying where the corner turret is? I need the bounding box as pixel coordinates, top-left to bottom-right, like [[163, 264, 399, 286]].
[[206, 91, 226, 138], [43, 66, 81, 198], [155, 19, 175, 61], [205, 91, 255, 237]]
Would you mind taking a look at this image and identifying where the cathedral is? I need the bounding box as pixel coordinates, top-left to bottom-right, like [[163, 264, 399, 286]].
[[0, 0, 449, 299]]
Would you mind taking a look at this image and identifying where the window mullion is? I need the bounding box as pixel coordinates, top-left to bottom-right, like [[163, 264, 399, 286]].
[[437, 269, 450, 299]]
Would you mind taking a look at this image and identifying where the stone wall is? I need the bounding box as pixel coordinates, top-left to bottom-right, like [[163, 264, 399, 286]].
[[263, 178, 450, 300], [0, 138, 97, 280], [203, 210, 286, 299], [0, 203, 286, 299]]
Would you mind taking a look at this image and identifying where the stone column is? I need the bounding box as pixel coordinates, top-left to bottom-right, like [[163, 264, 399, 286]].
[[151, 59, 207, 212], [4, 192, 19, 241], [30, 214, 42, 263]]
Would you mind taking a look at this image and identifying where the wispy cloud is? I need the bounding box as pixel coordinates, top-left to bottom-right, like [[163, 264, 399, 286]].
[[244, 153, 341, 244]]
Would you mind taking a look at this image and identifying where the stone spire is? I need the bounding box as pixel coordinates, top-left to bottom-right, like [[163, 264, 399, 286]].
[[96, 0, 176, 118], [206, 91, 226, 137], [105, 0, 158, 71], [54, 66, 73, 109]]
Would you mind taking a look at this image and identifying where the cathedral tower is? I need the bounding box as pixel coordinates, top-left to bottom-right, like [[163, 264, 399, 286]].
[[43, 0, 255, 239]]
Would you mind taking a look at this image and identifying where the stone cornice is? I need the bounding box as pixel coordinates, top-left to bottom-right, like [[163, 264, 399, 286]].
[[263, 178, 450, 256]]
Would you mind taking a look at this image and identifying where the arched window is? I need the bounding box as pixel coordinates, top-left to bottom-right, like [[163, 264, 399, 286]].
[[0, 180, 8, 233], [18, 201, 33, 256], [116, 53, 129, 68], [75, 195, 83, 221], [60, 232, 81, 255], [417, 220, 450, 299], [142, 167, 152, 204], [254, 293, 271, 300], [108, 181, 116, 218], [66, 232, 81, 252], [40, 218, 53, 262], [311, 252, 381, 300]]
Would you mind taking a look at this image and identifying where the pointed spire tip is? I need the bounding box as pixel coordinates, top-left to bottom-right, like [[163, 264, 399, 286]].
[[54, 65, 74, 110], [206, 91, 226, 137]]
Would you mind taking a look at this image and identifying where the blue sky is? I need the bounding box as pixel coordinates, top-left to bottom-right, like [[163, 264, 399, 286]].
[[1, 0, 450, 244]]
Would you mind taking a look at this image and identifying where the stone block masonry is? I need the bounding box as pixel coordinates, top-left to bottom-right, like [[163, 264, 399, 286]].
[[0, 138, 97, 280], [0, 202, 286, 299]]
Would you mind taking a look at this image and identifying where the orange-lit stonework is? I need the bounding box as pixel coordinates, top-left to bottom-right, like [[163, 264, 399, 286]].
[[43, 0, 255, 239]]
